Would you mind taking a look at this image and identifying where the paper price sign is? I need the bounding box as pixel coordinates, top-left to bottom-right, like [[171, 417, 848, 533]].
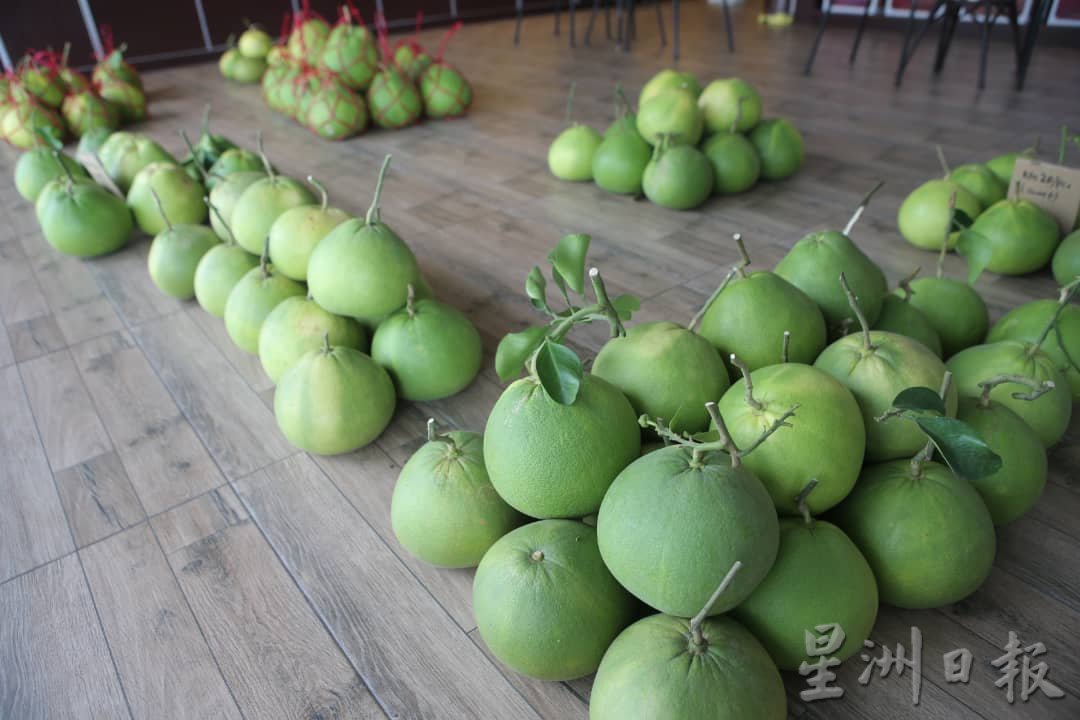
[[1008, 157, 1080, 234]]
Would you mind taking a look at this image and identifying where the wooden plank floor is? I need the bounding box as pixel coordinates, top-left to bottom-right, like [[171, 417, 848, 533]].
[[2, 4, 1079, 718]]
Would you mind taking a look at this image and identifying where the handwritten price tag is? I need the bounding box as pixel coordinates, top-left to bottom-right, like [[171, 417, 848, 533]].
[[1008, 158, 1080, 234]]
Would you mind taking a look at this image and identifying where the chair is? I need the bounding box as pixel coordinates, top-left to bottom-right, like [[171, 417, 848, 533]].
[[804, 0, 882, 75]]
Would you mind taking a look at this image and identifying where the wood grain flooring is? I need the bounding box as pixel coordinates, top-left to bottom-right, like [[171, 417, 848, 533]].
[[1, 3, 1079, 718]]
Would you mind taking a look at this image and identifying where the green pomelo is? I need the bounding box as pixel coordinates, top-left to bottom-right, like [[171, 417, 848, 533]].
[[774, 230, 888, 330], [484, 374, 640, 518], [98, 80, 145, 123], [371, 298, 482, 401], [548, 124, 602, 182], [717, 363, 865, 515], [605, 112, 637, 137], [208, 170, 265, 240], [207, 149, 263, 189], [320, 23, 379, 91], [948, 163, 1006, 208], [230, 175, 315, 255], [905, 277, 988, 358], [223, 262, 306, 354], [127, 162, 208, 235], [897, 179, 982, 251], [147, 225, 220, 299], [1, 99, 66, 149], [35, 178, 132, 257], [642, 144, 713, 210], [597, 445, 779, 616], [77, 127, 114, 157], [274, 343, 396, 454], [287, 18, 331, 64], [957, 397, 1046, 526], [419, 63, 472, 119], [987, 299, 1080, 400], [985, 152, 1019, 185], [703, 132, 761, 195], [21, 66, 64, 107], [967, 199, 1060, 275], [306, 80, 368, 140], [219, 48, 241, 79], [267, 202, 349, 281], [946, 341, 1072, 446], [93, 52, 142, 90], [636, 88, 703, 146], [230, 55, 266, 84], [592, 321, 730, 434], [831, 460, 996, 609], [473, 519, 636, 680], [1052, 230, 1080, 287], [698, 271, 827, 371], [61, 90, 120, 138], [15, 149, 88, 202], [733, 518, 878, 670], [238, 28, 273, 58], [99, 133, 177, 194], [258, 295, 367, 384], [815, 330, 957, 461], [392, 430, 523, 568], [638, 69, 700, 106], [59, 67, 91, 94], [591, 126, 651, 195], [367, 69, 422, 129], [697, 77, 762, 134], [873, 295, 943, 357], [590, 612, 786, 720], [193, 244, 260, 318], [749, 118, 804, 181]]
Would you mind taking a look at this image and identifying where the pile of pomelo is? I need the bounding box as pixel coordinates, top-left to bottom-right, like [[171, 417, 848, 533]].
[[255, 4, 473, 141], [898, 139, 1080, 282], [391, 200, 1077, 717], [12, 121, 483, 456], [547, 69, 804, 211], [219, 26, 274, 84], [1, 39, 147, 149]]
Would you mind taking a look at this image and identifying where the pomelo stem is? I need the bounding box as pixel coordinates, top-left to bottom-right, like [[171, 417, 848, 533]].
[[781, 331, 791, 364], [843, 180, 883, 237], [898, 267, 920, 301], [1059, 125, 1069, 166], [935, 144, 950, 177], [689, 561, 742, 646], [321, 332, 330, 354], [61, 42, 71, 69], [1028, 277, 1080, 356], [260, 237, 271, 278], [306, 175, 329, 210], [795, 478, 819, 527], [704, 402, 739, 464], [565, 81, 576, 124], [178, 129, 209, 182], [688, 266, 739, 332], [911, 371, 952, 474], [730, 96, 746, 135], [977, 375, 1055, 408], [205, 196, 236, 245], [589, 267, 626, 338], [733, 233, 750, 278], [149, 188, 173, 232], [406, 283, 416, 317], [201, 104, 211, 137], [937, 192, 956, 279], [730, 354, 763, 411], [426, 417, 437, 442], [365, 154, 392, 226], [530, 550, 544, 562], [840, 273, 874, 351], [256, 130, 276, 180], [52, 151, 77, 184]]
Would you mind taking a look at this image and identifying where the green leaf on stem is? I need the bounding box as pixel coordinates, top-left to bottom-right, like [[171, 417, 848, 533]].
[[610, 294, 641, 322], [526, 266, 549, 312], [892, 387, 947, 415], [534, 339, 583, 405], [955, 229, 993, 285], [495, 326, 548, 382], [913, 415, 1003, 480], [547, 233, 591, 295]]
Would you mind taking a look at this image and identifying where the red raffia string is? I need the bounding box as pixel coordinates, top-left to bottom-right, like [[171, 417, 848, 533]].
[[99, 25, 115, 57], [415, 11, 423, 37], [347, 0, 365, 28], [436, 21, 463, 63], [279, 12, 292, 43]]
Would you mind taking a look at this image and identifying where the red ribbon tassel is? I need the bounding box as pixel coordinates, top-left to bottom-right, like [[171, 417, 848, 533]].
[[436, 21, 463, 63]]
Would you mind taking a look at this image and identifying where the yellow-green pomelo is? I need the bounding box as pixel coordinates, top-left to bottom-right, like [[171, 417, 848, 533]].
[[258, 295, 368, 384], [590, 612, 786, 720], [267, 202, 350, 281], [391, 430, 523, 568], [1051, 230, 1080, 286], [371, 298, 482, 401], [641, 144, 713, 210], [483, 374, 640, 518], [147, 224, 220, 299], [126, 162, 208, 235], [273, 343, 395, 454], [702, 132, 761, 195], [717, 364, 865, 515], [733, 518, 878, 670], [548, 125, 602, 181], [814, 331, 957, 461], [831, 460, 996, 609], [230, 174, 315, 255], [224, 262, 306, 353], [208, 170, 264, 241], [597, 445, 779, 616], [238, 28, 273, 58], [948, 163, 1006, 208], [35, 177, 132, 257], [636, 88, 703, 146], [193, 245, 260, 318], [638, 68, 701, 106], [872, 295, 943, 357], [98, 132, 177, 193], [905, 277, 988, 358], [896, 179, 981, 251], [946, 341, 1071, 447], [591, 126, 651, 195], [15, 148, 88, 202], [472, 519, 636, 680], [987, 299, 1080, 400], [966, 199, 1060, 275], [986, 152, 1019, 185], [697, 77, 762, 134], [592, 321, 730, 434]]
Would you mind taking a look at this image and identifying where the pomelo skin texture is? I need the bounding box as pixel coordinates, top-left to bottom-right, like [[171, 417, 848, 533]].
[[258, 296, 368, 384], [224, 263, 306, 354], [371, 298, 483, 401], [986, 152, 1019, 185], [638, 69, 701, 106], [592, 127, 651, 195], [472, 520, 636, 680], [208, 171, 264, 241], [484, 374, 640, 518], [905, 278, 988, 359], [231, 174, 315, 255], [946, 341, 1071, 447], [815, 330, 958, 461], [267, 202, 349, 281], [274, 343, 396, 454], [703, 132, 761, 195], [733, 517, 878, 670], [957, 396, 1047, 526], [968, 199, 1061, 275], [35, 178, 132, 257], [636, 89, 704, 147], [548, 125, 602, 181], [642, 144, 713, 210], [590, 613, 786, 720], [147, 225, 220, 299], [193, 245, 260, 318], [831, 460, 996, 609], [15, 149, 88, 202], [717, 364, 865, 515], [698, 78, 762, 134], [897, 179, 982, 251], [592, 321, 730, 434], [597, 445, 779, 617], [127, 162, 208, 235], [873, 295, 943, 357], [698, 271, 827, 371], [774, 231, 888, 330], [749, 118, 804, 181], [391, 430, 523, 568], [1052, 230, 1080, 287], [98, 133, 177, 194], [949, 163, 1006, 208], [987, 299, 1080, 400]]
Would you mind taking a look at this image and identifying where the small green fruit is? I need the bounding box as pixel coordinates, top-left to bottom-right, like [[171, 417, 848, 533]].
[[238, 28, 273, 58], [636, 88, 704, 146], [1051, 230, 1080, 286], [548, 124, 602, 181], [592, 126, 651, 195], [872, 295, 943, 357], [697, 78, 762, 134], [897, 180, 982, 252], [642, 143, 713, 210], [207, 149, 263, 189], [231, 173, 315, 255], [99, 132, 177, 194], [702, 132, 761, 195], [127, 162, 208, 235], [267, 187, 349, 281], [258, 295, 368, 384], [208, 170, 265, 241], [193, 244, 260, 318], [986, 298, 1080, 400], [638, 69, 701, 106], [905, 277, 988, 358], [35, 176, 132, 257], [749, 118, 804, 180], [15, 149, 88, 202], [948, 163, 1006, 208], [147, 223, 220, 299], [966, 199, 1060, 275], [986, 152, 1020, 185], [224, 259, 306, 354]]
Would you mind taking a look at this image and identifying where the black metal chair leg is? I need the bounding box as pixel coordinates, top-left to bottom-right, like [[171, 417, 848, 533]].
[[850, 0, 873, 64], [623, 0, 635, 51], [722, 0, 735, 53], [514, 0, 524, 45], [555, 0, 562, 36], [673, 0, 680, 61], [656, 0, 668, 47], [1006, 0, 1021, 65], [606, 0, 613, 40], [570, 0, 577, 47], [896, 1, 944, 87], [616, 0, 625, 46], [629, 0, 637, 42], [1017, 0, 1051, 90], [932, 7, 959, 74], [585, 0, 600, 44], [805, 0, 832, 76], [978, 7, 996, 90]]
